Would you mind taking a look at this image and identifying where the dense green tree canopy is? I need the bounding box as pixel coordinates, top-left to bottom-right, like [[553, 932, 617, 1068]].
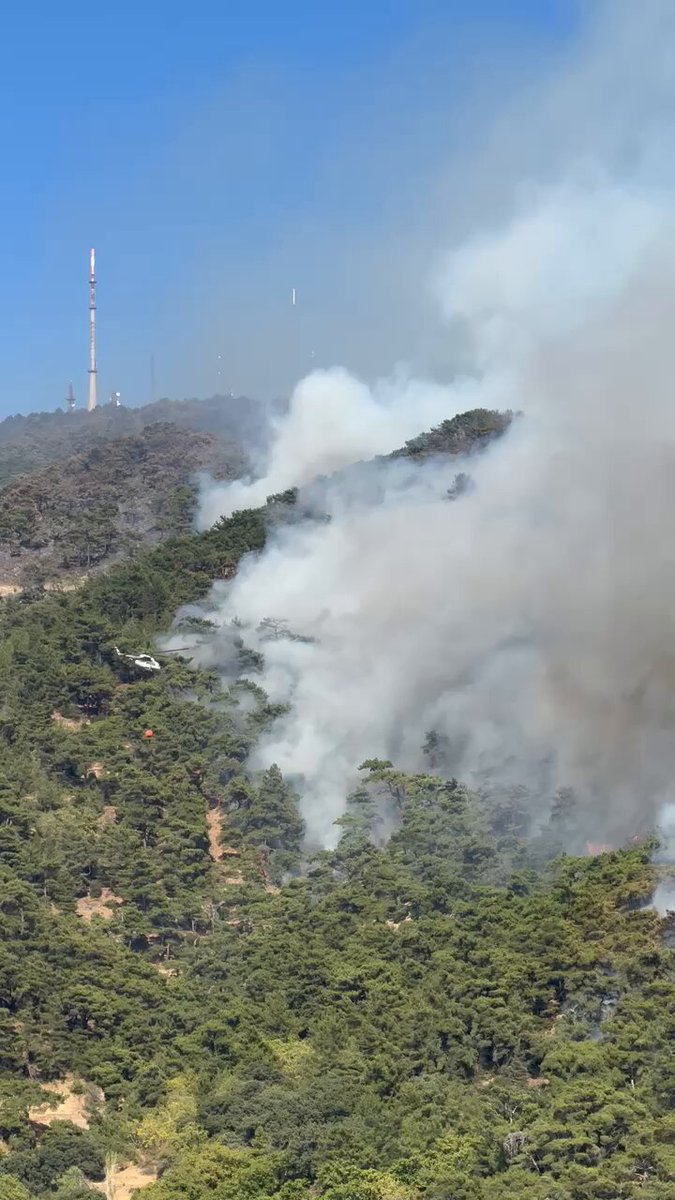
[[0, 419, 671, 1199]]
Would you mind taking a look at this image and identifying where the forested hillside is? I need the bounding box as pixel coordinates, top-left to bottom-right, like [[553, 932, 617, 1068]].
[[0, 423, 244, 588], [0, 411, 673, 1200], [0, 394, 267, 490], [392, 409, 512, 460]]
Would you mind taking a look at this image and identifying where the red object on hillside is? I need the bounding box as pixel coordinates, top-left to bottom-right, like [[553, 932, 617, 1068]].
[[143, 729, 154, 740]]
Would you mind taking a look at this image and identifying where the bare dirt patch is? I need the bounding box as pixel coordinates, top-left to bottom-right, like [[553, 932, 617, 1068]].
[[0, 578, 85, 599], [385, 915, 413, 931], [51, 710, 90, 731], [28, 1075, 104, 1130], [76, 888, 124, 923], [98, 805, 118, 827], [45, 576, 87, 593], [84, 761, 105, 780], [152, 962, 179, 978], [92, 1162, 158, 1199]]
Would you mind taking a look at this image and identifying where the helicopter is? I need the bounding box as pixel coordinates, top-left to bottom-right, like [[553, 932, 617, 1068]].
[[113, 646, 193, 673]]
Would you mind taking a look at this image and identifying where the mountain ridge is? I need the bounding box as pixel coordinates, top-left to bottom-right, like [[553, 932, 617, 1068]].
[[0, 406, 512, 590], [0, 393, 270, 489]]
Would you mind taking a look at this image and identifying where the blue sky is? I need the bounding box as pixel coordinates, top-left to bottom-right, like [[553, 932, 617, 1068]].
[[0, 1, 579, 415]]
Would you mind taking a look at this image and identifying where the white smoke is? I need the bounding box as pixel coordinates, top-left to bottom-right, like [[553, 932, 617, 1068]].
[[651, 884, 675, 917], [435, 178, 667, 364], [187, 3, 675, 850], [196, 366, 509, 527]]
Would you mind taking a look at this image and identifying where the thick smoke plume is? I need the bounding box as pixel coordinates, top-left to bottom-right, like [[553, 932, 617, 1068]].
[[185, 3, 675, 853], [196, 367, 500, 527]]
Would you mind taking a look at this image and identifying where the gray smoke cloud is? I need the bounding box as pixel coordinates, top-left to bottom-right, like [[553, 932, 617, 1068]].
[[182, 3, 675, 852], [195, 366, 503, 527]]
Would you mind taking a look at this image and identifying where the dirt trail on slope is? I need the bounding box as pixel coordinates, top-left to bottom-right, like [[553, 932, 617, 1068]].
[[206, 806, 244, 883], [206, 806, 224, 861]]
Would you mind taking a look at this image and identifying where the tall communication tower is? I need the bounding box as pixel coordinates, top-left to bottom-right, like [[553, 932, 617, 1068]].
[[66, 381, 76, 412], [87, 248, 97, 412]]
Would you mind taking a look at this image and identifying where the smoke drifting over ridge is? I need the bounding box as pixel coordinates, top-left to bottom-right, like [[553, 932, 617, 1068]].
[[186, 3, 675, 851], [196, 367, 501, 527]]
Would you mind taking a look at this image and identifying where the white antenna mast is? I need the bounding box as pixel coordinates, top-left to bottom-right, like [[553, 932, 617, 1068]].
[[87, 247, 97, 411]]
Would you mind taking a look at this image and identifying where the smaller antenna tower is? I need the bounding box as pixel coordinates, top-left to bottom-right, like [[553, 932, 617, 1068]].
[[66, 381, 76, 412]]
